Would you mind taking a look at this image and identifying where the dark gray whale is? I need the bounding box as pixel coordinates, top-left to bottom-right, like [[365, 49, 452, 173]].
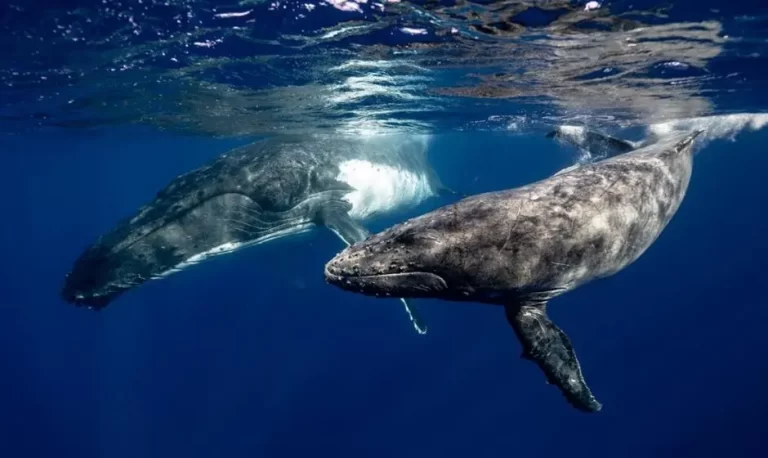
[[546, 125, 638, 160], [324, 130, 704, 411], [62, 134, 451, 334]]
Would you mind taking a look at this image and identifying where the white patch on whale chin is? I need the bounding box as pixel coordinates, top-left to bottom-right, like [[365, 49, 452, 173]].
[[336, 159, 435, 220], [151, 223, 314, 280]]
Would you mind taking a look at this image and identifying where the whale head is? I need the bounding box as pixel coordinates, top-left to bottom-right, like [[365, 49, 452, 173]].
[[324, 212, 475, 300], [61, 192, 321, 309], [62, 243, 133, 309]]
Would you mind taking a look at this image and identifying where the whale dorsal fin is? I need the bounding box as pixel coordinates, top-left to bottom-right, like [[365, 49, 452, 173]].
[[505, 302, 602, 413], [317, 202, 428, 335]]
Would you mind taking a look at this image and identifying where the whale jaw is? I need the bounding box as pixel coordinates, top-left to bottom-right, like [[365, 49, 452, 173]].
[[61, 193, 316, 310], [324, 264, 448, 298]]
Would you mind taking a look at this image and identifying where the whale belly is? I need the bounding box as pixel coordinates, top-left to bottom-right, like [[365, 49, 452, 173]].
[[336, 159, 436, 220]]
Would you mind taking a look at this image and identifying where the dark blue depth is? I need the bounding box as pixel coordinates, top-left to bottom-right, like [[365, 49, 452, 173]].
[[0, 127, 766, 457]]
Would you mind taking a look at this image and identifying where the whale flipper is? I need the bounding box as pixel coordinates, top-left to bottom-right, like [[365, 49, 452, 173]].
[[319, 205, 428, 335], [505, 303, 601, 413], [318, 203, 369, 246]]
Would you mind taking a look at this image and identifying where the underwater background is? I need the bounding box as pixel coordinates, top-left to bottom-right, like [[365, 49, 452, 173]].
[[2, 0, 768, 457]]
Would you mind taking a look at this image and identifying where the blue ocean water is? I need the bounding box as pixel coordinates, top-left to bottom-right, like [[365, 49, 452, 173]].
[[2, 1, 768, 457]]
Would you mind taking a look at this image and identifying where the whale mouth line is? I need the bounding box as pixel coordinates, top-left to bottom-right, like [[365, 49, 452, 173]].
[[326, 271, 429, 281], [65, 289, 117, 308], [324, 266, 448, 295]]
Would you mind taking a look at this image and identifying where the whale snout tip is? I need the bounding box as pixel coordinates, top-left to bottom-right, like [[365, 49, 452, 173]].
[[324, 251, 362, 286], [60, 267, 121, 310], [60, 281, 114, 310], [324, 258, 343, 284], [324, 246, 389, 295]]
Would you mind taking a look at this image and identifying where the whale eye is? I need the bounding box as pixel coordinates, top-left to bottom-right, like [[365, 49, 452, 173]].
[[393, 229, 440, 247], [393, 230, 417, 245]]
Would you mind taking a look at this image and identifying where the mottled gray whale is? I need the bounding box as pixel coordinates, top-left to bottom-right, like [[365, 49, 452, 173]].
[[324, 129, 704, 411], [62, 134, 452, 334]]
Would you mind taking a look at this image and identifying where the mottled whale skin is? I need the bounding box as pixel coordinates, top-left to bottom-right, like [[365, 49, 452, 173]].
[[325, 130, 704, 412], [62, 134, 448, 334]]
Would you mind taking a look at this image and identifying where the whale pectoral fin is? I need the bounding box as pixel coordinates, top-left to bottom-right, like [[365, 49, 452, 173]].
[[505, 303, 602, 413], [398, 297, 428, 335], [318, 204, 369, 247], [317, 207, 428, 335]]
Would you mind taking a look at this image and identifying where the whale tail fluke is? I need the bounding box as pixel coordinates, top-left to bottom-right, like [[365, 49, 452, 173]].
[[505, 303, 602, 413]]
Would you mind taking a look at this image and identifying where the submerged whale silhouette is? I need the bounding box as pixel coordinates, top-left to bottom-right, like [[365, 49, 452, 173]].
[[62, 134, 457, 334]]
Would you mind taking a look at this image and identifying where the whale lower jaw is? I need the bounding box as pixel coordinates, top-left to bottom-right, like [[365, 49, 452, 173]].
[[324, 268, 448, 297], [152, 223, 315, 280]]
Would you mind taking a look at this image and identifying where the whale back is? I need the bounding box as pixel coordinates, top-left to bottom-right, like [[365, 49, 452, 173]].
[[445, 130, 699, 298]]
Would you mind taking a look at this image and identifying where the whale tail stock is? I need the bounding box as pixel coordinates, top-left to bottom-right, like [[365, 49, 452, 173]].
[[677, 129, 705, 153], [505, 302, 602, 413]]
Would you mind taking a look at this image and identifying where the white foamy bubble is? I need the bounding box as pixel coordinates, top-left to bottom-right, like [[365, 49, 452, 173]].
[[213, 10, 252, 18], [401, 28, 428, 36]]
